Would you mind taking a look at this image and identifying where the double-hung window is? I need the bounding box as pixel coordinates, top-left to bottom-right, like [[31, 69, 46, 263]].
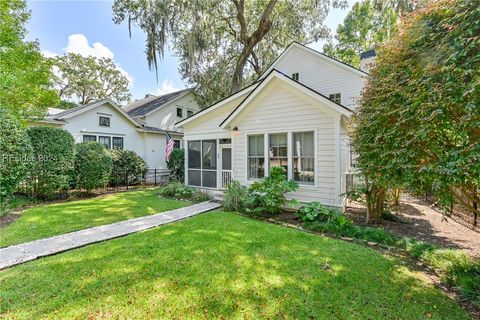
[[329, 93, 341, 104], [293, 131, 315, 185], [83, 135, 96, 143], [268, 133, 288, 173], [98, 136, 111, 149], [112, 137, 124, 149], [247, 135, 265, 179]]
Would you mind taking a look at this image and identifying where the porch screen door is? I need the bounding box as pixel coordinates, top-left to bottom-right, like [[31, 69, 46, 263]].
[[221, 147, 232, 188]]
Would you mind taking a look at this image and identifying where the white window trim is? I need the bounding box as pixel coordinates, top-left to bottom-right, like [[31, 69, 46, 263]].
[[245, 129, 318, 188]]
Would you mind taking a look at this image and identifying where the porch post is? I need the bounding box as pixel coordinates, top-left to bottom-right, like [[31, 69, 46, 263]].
[[184, 139, 188, 185], [216, 139, 220, 189]]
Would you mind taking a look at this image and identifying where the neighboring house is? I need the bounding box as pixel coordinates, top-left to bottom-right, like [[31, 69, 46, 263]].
[[176, 42, 371, 208], [34, 89, 199, 169]]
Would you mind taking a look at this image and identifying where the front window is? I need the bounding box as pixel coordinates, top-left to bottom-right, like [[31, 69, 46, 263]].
[[173, 140, 181, 149], [176, 108, 183, 118], [83, 135, 96, 143], [99, 116, 110, 127], [112, 137, 124, 149], [293, 132, 315, 184], [269, 133, 288, 173], [248, 135, 264, 179], [98, 136, 111, 149]]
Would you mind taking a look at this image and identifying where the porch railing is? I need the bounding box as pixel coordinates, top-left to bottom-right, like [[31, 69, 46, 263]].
[[221, 170, 233, 189]]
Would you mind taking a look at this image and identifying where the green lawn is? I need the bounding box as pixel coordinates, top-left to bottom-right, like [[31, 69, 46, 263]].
[[0, 212, 469, 319], [0, 188, 187, 247]]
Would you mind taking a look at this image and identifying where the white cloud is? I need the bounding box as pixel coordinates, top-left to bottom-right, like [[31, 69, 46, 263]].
[[153, 79, 180, 96], [65, 34, 114, 59], [41, 50, 57, 58]]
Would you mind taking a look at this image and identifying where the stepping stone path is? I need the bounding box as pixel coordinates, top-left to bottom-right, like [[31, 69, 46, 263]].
[[0, 201, 220, 270]]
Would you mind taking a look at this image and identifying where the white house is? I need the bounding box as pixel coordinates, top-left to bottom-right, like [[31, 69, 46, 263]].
[[35, 89, 199, 169], [176, 42, 369, 207]]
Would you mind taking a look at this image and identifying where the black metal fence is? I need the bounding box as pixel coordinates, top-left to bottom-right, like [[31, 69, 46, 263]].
[[16, 168, 171, 199]]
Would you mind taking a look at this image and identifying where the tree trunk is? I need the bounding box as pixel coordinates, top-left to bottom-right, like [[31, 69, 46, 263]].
[[391, 188, 401, 206], [230, 0, 278, 93], [364, 177, 386, 224]]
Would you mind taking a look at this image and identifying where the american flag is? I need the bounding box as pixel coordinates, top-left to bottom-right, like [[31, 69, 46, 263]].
[[165, 131, 174, 162]]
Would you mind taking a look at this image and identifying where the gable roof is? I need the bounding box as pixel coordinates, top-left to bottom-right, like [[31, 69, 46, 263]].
[[220, 69, 353, 129], [124, 88, 193, 117], [175, 81, 260, 127], [260, 41, 368, 79], [52, 99, 141, 128]]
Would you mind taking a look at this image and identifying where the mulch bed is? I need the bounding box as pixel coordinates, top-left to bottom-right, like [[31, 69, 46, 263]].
[[0, 213, 21, 229]]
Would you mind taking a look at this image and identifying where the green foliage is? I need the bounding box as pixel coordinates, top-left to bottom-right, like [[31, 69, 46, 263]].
[[353, 0, 480, 214], [109, 149, 147, 186], [52, 53, 132, 104], [191, 190, 212, 203], [0, 109, 32, 202], [323, 0, 398, 67], [295, 202, 340, 222], [27, 126, 75, 198], [222, 180, 247, 212], [0, 0, 58, 120], [244, 167, 298, 215], [159, 182, 195, 200], [113, 0, 345, 107], [74, 142, 112, 192], [166, 149, 184, 182]]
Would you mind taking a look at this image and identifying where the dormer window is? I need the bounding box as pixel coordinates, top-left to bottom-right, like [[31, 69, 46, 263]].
[[99, 116, 110, 127], [329, 93, 341, 104], [292, 72, 299, 81], [176, 107, 183, 118]]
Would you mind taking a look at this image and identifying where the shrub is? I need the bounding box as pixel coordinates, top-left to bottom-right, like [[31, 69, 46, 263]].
[[295, 202, 340, 222], [244, 167, 298, 215], [192, 190, 212, 203], [74, 142, 112, 192], [0, 109, 33, 204], [222, 180, 247, 212], [27, 126, 75, 198], [166, 149, 184, 182], [159, 182, 195, 200], [109, 149, 147, 186]]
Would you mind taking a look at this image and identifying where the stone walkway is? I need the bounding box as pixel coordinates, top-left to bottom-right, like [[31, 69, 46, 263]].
[[0, 201, 220, 270]]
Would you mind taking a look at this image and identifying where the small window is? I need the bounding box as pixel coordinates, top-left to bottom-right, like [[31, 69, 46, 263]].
[[173, 140, 181, 149], [112, 137, 124, 149], [187, 110, 194, 117], [98, 136, 111, 149], [176, 108, 183, 118], [83, 135, 96, 143], [329, 93, 341, 104], [292, 73, 299, 81], [99, 116, 110, 127]]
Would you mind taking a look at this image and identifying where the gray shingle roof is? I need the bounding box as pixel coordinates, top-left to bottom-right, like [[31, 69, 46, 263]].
[[124, 89, 192, 117], [52, 100, 98, 119]]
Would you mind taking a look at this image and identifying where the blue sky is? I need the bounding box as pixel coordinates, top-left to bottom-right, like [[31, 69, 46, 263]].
[[27, 0, 355, 101]]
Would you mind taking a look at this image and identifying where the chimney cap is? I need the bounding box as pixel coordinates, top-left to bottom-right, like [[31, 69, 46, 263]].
[[360, 49, 376, 60]]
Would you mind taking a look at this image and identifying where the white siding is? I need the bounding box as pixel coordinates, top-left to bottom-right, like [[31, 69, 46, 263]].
[[232, 83, 341, 206], [60, 103, 167, 169], [182, 94, 247, 140], [142, 93, 199, 132], [271, 46, 365, 107]]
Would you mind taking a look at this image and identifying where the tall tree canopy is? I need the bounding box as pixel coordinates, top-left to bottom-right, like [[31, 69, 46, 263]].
[[113, 0, 345, 107], [0, 0, 58, 120], [52, 53, 132, 105], [323, 0, 398, 67], [352, 0, 480, 223]]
